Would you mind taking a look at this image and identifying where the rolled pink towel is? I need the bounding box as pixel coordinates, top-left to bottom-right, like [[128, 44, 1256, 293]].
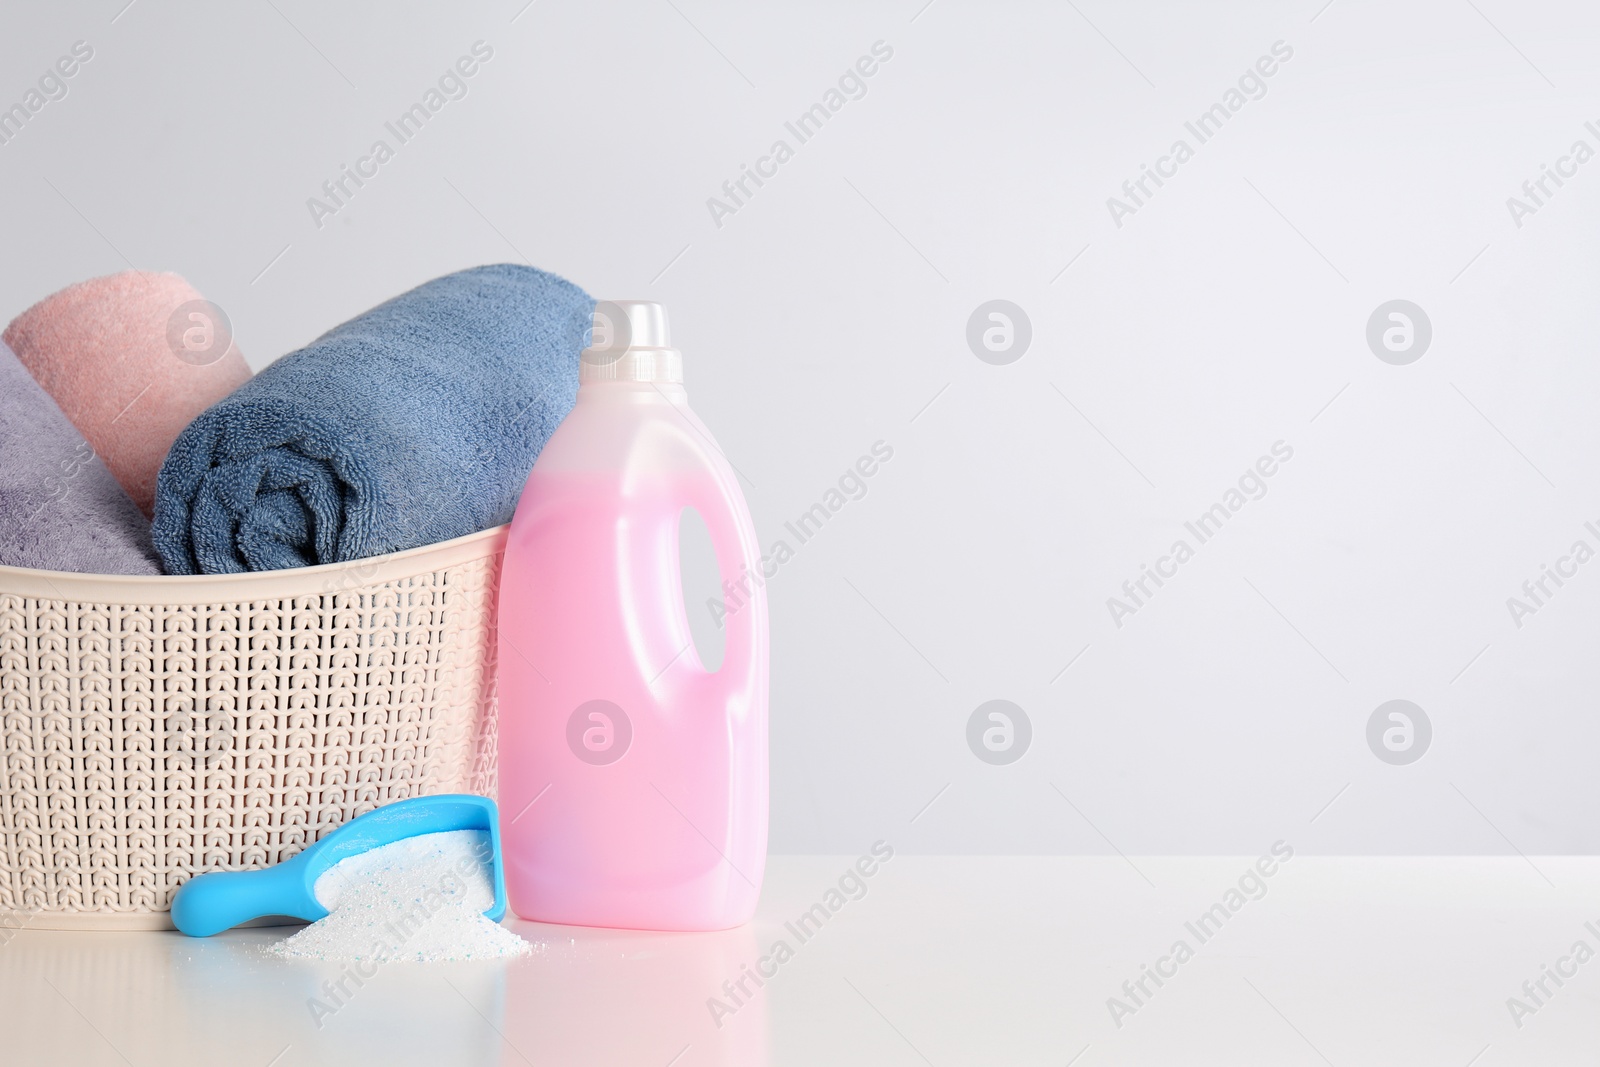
[[3, 271, 251, 516]]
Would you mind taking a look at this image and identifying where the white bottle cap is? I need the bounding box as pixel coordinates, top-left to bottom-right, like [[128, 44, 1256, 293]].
[[581, 300, 683, 383]]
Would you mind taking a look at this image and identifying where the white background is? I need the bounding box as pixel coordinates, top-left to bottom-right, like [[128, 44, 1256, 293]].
[[4, 0, 1598, 856]]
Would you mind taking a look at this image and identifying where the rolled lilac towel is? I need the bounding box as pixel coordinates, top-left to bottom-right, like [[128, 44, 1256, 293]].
[[153, 264, 592, 574], [3, 271, 252, 517], [0, 339, 160, 574]]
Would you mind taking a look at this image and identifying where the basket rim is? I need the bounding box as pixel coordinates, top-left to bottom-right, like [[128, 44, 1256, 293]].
[[0, 524, 508, 605]]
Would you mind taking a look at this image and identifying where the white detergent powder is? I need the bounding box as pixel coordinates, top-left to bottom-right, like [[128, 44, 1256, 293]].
[[269, 829, 529, 963]]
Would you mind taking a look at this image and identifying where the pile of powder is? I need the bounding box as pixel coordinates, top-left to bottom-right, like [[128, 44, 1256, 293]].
[[269, 829, 529, 963]]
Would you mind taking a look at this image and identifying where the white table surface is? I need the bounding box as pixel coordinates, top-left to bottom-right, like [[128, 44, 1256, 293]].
[[0, 855, 1592, 1065]]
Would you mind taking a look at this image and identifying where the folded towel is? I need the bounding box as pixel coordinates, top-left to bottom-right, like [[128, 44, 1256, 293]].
[[0, 339, 161, 574], [3, 271, 252, 517], [153, 264, 592, 574]]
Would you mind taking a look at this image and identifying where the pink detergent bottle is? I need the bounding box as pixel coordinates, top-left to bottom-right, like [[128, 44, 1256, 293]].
[[497, 300, 768, 931]]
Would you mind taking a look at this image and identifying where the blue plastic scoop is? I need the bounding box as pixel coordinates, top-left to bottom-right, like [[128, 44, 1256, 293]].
[[171, 793, 508, 937]]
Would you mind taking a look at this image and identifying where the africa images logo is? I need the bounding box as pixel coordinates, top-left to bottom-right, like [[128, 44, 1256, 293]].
[[566, 700, 631, 766]]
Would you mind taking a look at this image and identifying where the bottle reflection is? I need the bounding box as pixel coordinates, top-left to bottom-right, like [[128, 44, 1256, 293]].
[[500, 920, 770, 1066]]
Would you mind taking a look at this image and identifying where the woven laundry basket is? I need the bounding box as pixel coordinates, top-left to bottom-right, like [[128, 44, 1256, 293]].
[[0, 525, 507, 930]]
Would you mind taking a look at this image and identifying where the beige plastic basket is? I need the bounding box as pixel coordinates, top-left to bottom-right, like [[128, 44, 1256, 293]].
[[0, 525, 507, 930]]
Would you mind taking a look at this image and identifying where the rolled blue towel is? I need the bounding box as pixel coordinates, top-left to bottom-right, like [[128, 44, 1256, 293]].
[[152, 264, 593, 574], [0, 339, 161, 574]]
